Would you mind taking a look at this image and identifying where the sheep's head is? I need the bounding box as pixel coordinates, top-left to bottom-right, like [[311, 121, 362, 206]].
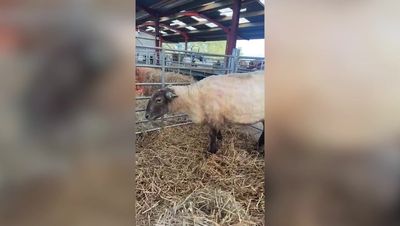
[[145, 88, 177, 120]]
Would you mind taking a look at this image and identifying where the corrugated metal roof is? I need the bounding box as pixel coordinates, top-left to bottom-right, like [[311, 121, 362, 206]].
[[136, 0, 264, 43]]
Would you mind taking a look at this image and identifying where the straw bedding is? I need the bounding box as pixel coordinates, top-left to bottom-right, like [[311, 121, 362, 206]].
[[136, 124, 264, 225]]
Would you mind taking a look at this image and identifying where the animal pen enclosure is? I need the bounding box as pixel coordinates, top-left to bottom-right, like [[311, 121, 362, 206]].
[[135, 42, 265, 225], [135, 0, 265, 224], [135, 41, 265, 134]]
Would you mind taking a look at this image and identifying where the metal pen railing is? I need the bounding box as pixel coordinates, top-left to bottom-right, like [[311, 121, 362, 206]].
[[135, 45, 264, 134]]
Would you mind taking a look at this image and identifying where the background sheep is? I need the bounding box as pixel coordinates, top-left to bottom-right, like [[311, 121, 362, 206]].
[[145, 71, 265, 154]]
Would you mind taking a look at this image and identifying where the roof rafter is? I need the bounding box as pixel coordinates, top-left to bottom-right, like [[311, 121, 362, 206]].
[[135, 0, 264, 43], [137, 2, 163, 17], [137, 0, 213, 23], [138, 21, 189, 41], [156, 0, 257, 23], [170, 10, 264, 29], [182, 11, 245, 39], [136, 28, 164, 42], [182, 11, 229, 33], [162, 22, 263, 37]]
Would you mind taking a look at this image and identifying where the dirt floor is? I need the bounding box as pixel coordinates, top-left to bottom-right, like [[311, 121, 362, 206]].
[[136, 124, 265, 225]]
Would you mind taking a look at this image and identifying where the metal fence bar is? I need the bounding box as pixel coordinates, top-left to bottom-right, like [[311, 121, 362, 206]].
[[137, 45, 234, 58], [160, 49, 166, 128], [136, 82, 191, 86], [231, 48, 240, 73], [135, 45, 265, 134], [136, 114, 188, 124], [136, 96, 152, 100], [135, 121, 193, 135], [238, 56, 265, 60], [136, 64, 232, 71], [136, 36, 156, 41], [236, 55, 265, 72]]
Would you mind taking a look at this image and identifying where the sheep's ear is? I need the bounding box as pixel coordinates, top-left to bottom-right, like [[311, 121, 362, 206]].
[[165, 91, 177, 100]]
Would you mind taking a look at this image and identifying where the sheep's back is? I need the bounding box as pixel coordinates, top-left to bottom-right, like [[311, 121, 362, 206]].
[[198, 73, 264, 125]]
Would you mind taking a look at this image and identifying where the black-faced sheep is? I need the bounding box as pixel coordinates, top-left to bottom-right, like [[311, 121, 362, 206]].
[[145, 71, 265, 154]]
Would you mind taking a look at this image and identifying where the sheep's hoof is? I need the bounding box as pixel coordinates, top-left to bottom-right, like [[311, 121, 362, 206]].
[[257, 144, 265, 155], [217, 131, 223, 140], [208, 145, 218, 154]]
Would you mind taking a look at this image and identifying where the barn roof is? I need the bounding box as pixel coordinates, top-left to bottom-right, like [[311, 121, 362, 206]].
[[136, 0, 265, 43]]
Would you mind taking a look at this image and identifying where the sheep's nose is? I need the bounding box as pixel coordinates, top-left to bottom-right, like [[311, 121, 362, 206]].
[[145, 114, 150, 119]]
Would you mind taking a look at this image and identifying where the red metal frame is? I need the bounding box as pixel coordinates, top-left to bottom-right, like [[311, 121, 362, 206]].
[[136, 28, 164, 44], [155, 18, 160, 47], [225, 0, 241, 55], [138, 0, 245, 53], [138, 21, 189, 42]]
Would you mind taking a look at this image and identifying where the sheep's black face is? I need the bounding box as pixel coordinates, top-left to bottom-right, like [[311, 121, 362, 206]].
[[145, 88, 177, 121]]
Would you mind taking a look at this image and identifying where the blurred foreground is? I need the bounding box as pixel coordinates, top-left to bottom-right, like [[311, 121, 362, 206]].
[[0, 1, 132, 225], [2, 0, 400, 225], [267, 1, 400, 226]]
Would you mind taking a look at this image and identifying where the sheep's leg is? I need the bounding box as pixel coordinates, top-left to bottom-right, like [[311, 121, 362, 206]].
[[257, 129, 265, 151], [217, 130, 223, 140], [257, 122, 265, 153], [208, 127, 219, 154]]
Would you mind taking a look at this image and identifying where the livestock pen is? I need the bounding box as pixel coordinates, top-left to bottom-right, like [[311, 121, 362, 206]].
[[135, 44, 265, 135], [135, 43, 265, 225]]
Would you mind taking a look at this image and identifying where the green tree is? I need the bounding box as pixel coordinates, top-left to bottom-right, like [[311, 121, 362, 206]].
[[205, 41, 227, 54], [166, 40, 247, 55]]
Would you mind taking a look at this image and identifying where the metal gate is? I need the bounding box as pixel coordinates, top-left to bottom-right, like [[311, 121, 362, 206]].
[[135, 43, 265, 134]]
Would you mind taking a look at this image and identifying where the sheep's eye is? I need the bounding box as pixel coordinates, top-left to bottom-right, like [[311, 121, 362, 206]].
[[156, 98, 162, 103]]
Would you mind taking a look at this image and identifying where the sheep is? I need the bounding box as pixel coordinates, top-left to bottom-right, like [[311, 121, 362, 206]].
[[145, 71, 265, 154]]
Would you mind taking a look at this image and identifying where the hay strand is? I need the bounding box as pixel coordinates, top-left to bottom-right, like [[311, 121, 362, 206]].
[[136, 124, 264, 225]]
